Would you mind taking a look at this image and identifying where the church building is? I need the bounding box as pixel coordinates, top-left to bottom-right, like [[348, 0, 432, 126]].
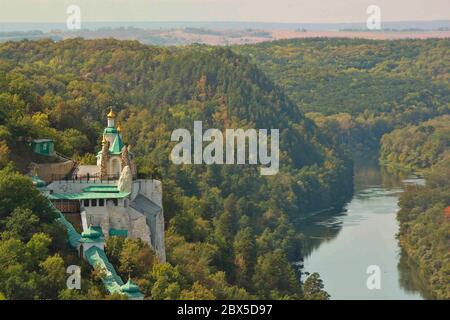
[[31, 109, 167, 299], [40, 109, 165, 263]]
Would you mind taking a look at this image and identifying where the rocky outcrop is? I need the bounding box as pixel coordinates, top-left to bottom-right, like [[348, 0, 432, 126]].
[[100, 140, 110, 179], [130, 194, 166, 262], [98, 201, 152, 248], [117, 165, 133, 193], [31, 160, 75, 183]]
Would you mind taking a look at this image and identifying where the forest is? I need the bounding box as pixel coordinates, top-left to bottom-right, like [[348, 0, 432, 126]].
[[379, 116, 449, 299], [236, 38, 449, 299], [0, 37, 448, 300], [0, 38, 352, 299], [235, 38, 450, 156], [397, 155, 450, 299], [380, 115, 450, 171]]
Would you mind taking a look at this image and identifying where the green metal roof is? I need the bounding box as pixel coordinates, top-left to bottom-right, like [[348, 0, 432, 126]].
[[54, 210, 81, 248], [109, 229, 128, 237], [104, 127, 118, 134], [85, 246, 125, 293], [84, 246, 144, 298], [109, 134, 124, 155], [48, 198, 143, 299], [48, 192, 130, 200], [98, 130, 124, 155], [79, 237, 103, 244], [121, 278, 140, 293], [81, 226, 103, 240], [83, 185, 119, 193], [31, 175, 46, 188]]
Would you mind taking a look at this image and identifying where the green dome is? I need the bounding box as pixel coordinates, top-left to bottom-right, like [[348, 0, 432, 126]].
[[121, 278, 140, 293], [81, 226, 102, 240]]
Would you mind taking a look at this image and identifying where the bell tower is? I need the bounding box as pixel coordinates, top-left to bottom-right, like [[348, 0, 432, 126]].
[[107, 108, 115, 128], [96, 107, 136, 178]]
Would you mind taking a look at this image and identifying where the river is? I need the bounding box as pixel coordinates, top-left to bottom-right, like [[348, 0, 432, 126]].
[[299, 160, 431, 300]]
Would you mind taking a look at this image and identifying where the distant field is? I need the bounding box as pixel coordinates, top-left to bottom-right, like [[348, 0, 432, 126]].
[[44, 29, 450, 45], [1, 28, 449, 45], [270, 30, 450, 41]]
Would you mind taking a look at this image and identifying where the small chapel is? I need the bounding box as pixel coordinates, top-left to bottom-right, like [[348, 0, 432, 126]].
[[96, 109, 137, 178]]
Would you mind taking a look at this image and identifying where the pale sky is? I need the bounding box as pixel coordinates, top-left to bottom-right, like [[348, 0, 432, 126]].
[[0, 0, 449, 23]]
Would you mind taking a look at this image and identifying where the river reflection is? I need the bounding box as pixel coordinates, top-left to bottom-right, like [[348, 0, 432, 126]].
[[298, 160, 429, 300]]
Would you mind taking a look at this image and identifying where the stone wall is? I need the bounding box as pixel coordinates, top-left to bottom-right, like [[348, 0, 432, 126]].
[[133, 179, 163, 206], [33, 160, 75, 183], [47, 180, 117, 194]]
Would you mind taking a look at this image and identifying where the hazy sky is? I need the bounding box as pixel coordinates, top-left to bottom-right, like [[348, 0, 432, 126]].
[[0, 0, 449, 23]]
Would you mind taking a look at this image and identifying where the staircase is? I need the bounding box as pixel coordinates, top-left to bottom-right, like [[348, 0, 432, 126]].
[[51, 204, 142, 298]]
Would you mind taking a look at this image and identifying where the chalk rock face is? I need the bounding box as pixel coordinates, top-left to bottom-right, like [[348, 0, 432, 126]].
[[107, 203, 131, 231], [128, 208, 152, 245], [118, 165, 133, 193]]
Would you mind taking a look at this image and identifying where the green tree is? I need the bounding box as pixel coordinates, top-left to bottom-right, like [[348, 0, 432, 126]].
[[0, 168, 55, 223], [180, 281, 215, 300], [303, 273, 330, 300], [118, 238, 157, 278], [149, 263, 185, 300], [4, 207, 40, 241], [39, 254, 66, 299], [0, 140, 10, 169], [252, 249, 302, 299], [233, 226, 256, 288]]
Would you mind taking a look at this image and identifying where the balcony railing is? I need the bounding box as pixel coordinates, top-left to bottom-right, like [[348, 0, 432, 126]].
[[49, 172, 155, 183], [51, 173, 121, 183]]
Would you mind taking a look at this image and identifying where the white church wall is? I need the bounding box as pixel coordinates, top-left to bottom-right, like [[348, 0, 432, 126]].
[[109, 157, 122, 176]]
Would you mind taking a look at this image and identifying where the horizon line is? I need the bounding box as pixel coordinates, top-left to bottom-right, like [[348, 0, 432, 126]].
[[2, 19, 450, 25]]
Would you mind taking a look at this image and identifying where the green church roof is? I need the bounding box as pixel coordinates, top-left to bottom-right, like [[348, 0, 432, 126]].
[[84, 246, 125, 293], [121, 278, 140, 293], [81, 226, 103, 240], [83, 185, 119, 193], [48, 191, 130, 200], [51, 198, 141, 299], [109, 229, 128, 237], [85, 247, 144, 299], [55, 210, 81, 248], [104, 127, 118, 134], [31, 175, 46, 188], [109, 134, 124, 155]]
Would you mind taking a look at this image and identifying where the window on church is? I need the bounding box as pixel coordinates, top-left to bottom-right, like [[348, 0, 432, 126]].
[[99, 199, 105, 206], [112, 199, 118, 206], [92, 199, 97, 207], [84, 200, 89, 207]]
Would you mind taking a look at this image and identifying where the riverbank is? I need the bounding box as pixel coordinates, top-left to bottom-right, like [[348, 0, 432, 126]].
[[300, 161, 429, 299], [396, 158, 450, 299]]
